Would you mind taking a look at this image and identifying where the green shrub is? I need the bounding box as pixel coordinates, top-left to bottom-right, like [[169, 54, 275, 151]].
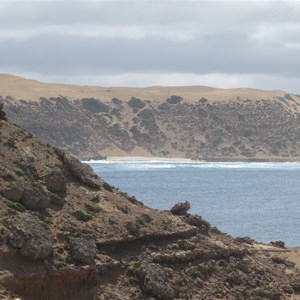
[[218, 259, 228, 267], [243, 129, 253, 137], [136, 213, 153, 225], [127, 97, 146, 109], [127, 261, 141, 276], [73, 210, 92, 222], [102, 182, 113, 192], [187, 267, 200, 279], [61, 226, 79, 238], [204, 265, 216, 276], [0, 227, 5, 238], [166, 95, 183, 105], [34, 212, 51, 224], [84, 203, 102, 214], [118, 205, 129, 214], [6, 201, 26, 212], [81, 98, 109, 113], [158, 103, 170, 110]]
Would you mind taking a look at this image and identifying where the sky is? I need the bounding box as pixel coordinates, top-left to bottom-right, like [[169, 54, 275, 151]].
[[0, 0, 300, 92]]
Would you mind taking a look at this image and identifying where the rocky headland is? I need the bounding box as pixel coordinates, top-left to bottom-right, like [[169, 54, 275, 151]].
[[2, 74, 300, 161], [1, 99, 300, 299]]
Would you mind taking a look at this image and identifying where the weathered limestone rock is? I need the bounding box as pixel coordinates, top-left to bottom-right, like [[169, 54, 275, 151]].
[[171, 201, 190, 215], [283, 285, 294, 294], [0, 184, 24, 202], [137, 261, 175, 299], [272, 256, 295, 268], [90, 193, 100, 203], [0, 101, 7, 121], [70, 237, 97, 264], [21, 182, 51, 210], [291, 276, 300, 290], [270, 240, 285, 248], [8, 214, 53, 260], [45, 169, 66, 193], [54, 148, 102, 189], [125, 221, 141, 236]]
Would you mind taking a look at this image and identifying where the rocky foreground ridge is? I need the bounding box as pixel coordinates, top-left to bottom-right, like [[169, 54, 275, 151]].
[[1, 103, 300, 299], [2, 75, 300, 160]]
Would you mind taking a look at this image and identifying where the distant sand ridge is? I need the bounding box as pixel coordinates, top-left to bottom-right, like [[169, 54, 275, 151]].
[[0, 74, 289, 102]]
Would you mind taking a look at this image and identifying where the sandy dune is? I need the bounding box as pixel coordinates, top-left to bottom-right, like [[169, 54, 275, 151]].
[[0, 74, 288, 102]]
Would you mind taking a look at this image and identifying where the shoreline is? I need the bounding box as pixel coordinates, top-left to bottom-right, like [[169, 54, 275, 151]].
[[82, 156, 300, 163], [107, 156, 194, 162]]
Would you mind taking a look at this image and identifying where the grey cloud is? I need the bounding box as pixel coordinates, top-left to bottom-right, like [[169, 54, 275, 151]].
[[0, 1, 296, 30], [1, 33, 300, 76], [0, 1, 300, 92]]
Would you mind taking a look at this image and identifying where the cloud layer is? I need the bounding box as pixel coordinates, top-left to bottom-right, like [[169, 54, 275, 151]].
[[1, 1, 300, 92]]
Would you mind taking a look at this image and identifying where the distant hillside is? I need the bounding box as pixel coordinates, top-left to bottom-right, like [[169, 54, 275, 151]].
[[2, 100, 300, 300], [2, 74, 300, 160]]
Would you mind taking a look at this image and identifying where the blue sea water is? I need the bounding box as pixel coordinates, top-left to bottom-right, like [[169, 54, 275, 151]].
[[88, 160, 300, 247]]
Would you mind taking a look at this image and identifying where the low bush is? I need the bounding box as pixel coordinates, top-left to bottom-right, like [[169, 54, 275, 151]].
[[73, 210, 92, 222]]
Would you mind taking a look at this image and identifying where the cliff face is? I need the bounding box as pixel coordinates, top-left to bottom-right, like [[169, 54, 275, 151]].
[[1, 102, 300, 299], [3, 91, 300, 161]]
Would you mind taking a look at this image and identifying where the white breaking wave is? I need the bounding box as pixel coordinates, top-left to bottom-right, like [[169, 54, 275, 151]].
[[84, 159, 300, 171]]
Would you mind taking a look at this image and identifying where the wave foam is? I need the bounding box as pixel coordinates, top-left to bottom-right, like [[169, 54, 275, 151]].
[[85, 160, 300, 171]]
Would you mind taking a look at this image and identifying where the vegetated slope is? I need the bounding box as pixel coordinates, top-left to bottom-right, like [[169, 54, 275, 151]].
[[2, 74, 300, 160], [1, 102, 300, 299]]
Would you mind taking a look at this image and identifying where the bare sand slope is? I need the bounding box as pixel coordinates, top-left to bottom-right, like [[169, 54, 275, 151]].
[[0, 74, 288, 102]]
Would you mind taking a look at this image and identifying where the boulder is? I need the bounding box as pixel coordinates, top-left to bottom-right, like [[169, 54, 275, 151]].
[[0, 101, 7, 121], [45, 169, 66, 193], [0, 184, 24, 202], [69, 237, 97, 264], [125, 221, 141, 236], [226, 271, 243, 285], [90, 193, 100, 203], [272, 256, 295, 268], [283, 285, 294, 294], [8, 214, 53, 260], [171, 201, 190, 215], [270, 240, 285, 248], [21, 183, 51, 211], [137, 261, 175, 299], [291, 276, 300, 290]]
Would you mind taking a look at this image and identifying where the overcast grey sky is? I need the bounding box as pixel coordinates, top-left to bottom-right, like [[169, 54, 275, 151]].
[[1, 0, 300, 92]]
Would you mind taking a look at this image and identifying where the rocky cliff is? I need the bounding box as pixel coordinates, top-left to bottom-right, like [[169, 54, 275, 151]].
[[1, 101, 300, 299], [2, 75, 300, 160]]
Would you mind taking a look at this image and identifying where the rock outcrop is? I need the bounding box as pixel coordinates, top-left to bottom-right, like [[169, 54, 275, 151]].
[[54, 148, 102, 188], [137, 261, 175, 299], [21, 182, 51, 211], [8, 214, 53, 260], [171, 201, 191, 215], [69, 237, 97, 264], [0, 184, 24, 202], [45, 169, 66, 193], [0, 101, 7, 121]]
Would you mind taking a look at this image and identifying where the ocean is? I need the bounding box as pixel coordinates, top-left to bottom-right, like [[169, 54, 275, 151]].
[[88, 160, 300, 247]]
